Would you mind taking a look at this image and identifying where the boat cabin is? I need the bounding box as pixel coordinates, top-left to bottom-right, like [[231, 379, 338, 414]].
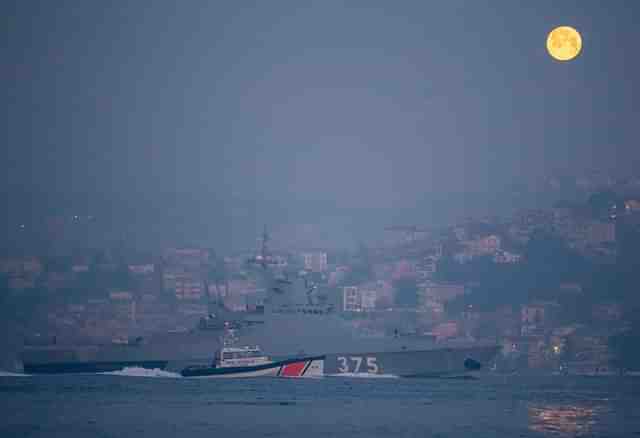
[[216, 346, 272, 368]]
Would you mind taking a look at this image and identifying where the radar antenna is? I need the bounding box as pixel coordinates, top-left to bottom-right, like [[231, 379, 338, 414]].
[[304, 277, 318, 305]]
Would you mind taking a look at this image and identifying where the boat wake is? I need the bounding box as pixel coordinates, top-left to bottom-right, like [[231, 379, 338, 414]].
[[327, 372, 399, 379], [100, 367, 182, 378], [0, 370, 29, 377]]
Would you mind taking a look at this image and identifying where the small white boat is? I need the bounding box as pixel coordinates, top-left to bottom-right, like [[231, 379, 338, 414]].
[[180, 345, 324, 378]]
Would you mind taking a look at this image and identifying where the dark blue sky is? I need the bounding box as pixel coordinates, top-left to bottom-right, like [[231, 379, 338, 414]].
[[4, 1, 639, 251]]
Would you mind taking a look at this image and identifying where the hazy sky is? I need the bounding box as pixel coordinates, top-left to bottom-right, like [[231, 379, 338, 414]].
[[4, 1, 639, 251]]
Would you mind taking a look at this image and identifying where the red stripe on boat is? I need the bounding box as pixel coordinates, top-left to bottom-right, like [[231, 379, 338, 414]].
[[281, 361, 307, 377]]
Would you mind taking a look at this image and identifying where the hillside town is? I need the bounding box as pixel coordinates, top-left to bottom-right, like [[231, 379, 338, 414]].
[[2, 177, 640, 374]]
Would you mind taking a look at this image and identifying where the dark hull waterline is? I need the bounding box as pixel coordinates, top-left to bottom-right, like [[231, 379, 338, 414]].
[[22, 360, 168, 375]]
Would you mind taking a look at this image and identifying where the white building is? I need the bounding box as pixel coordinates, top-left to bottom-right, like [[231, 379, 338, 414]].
[[422, 282, 465, 304], [343, 286, 378, 312], [493, 250, 522, 264], [163, 248, 210, 268], [454, 234, 502, 263], [164, 271, 204, 300], [302, 252, 328, 272], [625, 199, 640, 212], [128, 264, 155, 275], [467, 235, 501, 255], [360, 289, 377, 311], [343, 286, 359, 312]]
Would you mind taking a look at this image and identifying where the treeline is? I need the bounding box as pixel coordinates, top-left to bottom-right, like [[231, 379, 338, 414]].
[[439, 230, 640, 320]]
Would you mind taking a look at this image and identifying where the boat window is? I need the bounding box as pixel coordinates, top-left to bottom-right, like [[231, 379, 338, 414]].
[[240, 350, 262, 359], [223, 352, 241, 360], [222, 350, 263, 360]]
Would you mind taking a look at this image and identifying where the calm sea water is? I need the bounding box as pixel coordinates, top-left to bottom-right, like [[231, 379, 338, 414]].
[[1, 371, 639, 438]]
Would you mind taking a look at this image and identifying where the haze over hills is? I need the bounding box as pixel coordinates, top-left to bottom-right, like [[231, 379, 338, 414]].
[[3, 170, 639, 254]]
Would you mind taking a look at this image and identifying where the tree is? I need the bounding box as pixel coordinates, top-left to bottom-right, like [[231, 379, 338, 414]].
[[344, 243, 373, 285], [0, 273, 8, 305], [393, 277, 418, 308], [375, 295, 393, 310], [609, 326, 640, 373], [524, 230, 588, 286]]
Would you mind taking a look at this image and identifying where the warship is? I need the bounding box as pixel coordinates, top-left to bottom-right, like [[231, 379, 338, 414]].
[[19, 235, 500, 376]]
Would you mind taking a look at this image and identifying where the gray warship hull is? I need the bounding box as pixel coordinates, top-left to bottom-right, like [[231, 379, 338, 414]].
[[20, 326, 500, 377], [20, 272, 500, 376]]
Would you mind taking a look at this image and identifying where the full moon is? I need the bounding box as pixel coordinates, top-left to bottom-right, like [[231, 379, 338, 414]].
[[546, 26, 582, 61]]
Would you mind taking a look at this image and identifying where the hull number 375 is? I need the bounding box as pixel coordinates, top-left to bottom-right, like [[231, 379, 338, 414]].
[[337, 356, 379, 374]]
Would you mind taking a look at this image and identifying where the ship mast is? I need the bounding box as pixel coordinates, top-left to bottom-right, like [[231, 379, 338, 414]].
[[249, 224, 271, 269], [260, 224, 269, 268]]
